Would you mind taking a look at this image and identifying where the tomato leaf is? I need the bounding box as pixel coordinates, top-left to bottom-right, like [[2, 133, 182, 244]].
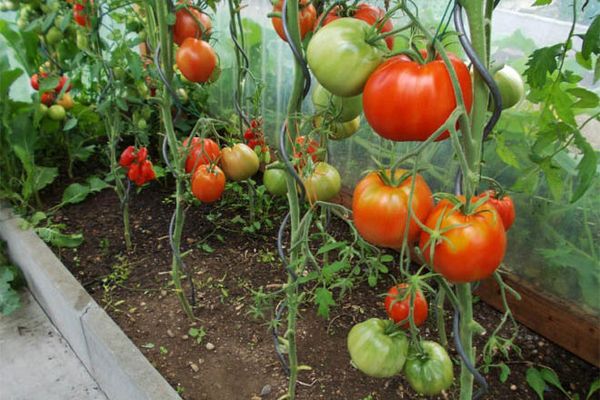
[[314, 287, 335, 319], [524, 44, 562, 89], [526, 367, 547, 400], [63, 118, 78, 131], [568, 88, 599, 109], [587, 378, 600, 400], [61, 183, 91, 205], [581, 15, 600, 60], [571, 132, 598, 203], [317, 241, 347, 255], [32, 166, 58, 192], [499, 363, 511, 383], [532, 0, 552, 5], [36, 227, 83, 248], [0, 266, 21, 316], [87, 176, 109, 193]]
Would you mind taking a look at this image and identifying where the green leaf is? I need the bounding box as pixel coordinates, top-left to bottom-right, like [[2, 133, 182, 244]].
[[32, 166, 58, 192], [30, 211, 47, 226], [499, 363, 511, 383], [314, 287, 335, 319], [125, 52, 143, 81], [586, 378, 600, 400], [496, 134, 521, 169], [540, 159, 565, 200], [38, 76, 60, 93], [594, 55, 600, 84], [532, 0, 552, 5], [367, 274, 377, 287], [322, 261, 348, 282], [526, 367, 547, 400], [35, 227, 83, 248], [568, 88, 599, 109], [72, 145, 96, 162], [0, 266, 21, 316], [317, 241, 347, 255], [525, 44, 562, 88], [540, 368, 568, 395], [570, 132, 598, 203], [63, 118, 78, 131], [87, 176, 109, 192], [576, 51, 593, 70], [582, 15, 600, 60], [61, 183, 91, 205]]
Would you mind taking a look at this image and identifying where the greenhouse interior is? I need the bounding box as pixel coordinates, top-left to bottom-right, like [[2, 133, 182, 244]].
[[0, 0, 599, 399]]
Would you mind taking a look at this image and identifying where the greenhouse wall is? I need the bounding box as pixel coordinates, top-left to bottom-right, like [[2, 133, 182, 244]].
[[205, 0, 600, 316]]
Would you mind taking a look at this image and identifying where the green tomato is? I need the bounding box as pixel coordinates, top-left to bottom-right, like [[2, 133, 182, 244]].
[[316, 115, 361, 140], [311, 83, 362, 122], [76, 30, 88, 50], [113, 66, 126, 80], [38, 103, 49, 116], [137, 119, 147, 130], [303, 162, 341, 203], [220, 143, 260, 182], [493, 65, 525, 110], [263, 166, 288, 196], [404, 341, 454, 395], [48, 105, 66, 121], [45, 26, 63, 45], [307, 18, 385, 97], [347, 318, 409, 378]]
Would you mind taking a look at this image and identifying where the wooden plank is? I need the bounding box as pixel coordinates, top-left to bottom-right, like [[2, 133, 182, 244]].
[[476, 273, 600, 367]]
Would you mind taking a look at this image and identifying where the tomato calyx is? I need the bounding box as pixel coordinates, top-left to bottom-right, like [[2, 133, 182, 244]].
[[374, 168, 412, 188]]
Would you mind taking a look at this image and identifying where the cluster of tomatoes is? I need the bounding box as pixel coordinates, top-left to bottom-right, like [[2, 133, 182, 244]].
[[183, 137, 259, 203], [243, 119, 267, 151], [119, 146, 157, 187], [66, 0, 93, 27], [173, 2, 218, 84], [30, 72, 74, 121]]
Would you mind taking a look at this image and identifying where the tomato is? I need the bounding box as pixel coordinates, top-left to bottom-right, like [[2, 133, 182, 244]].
[[30, 73, 47, 91], [347, 318, 409, 378], [47, 105, 66, 121], [311, 83, 362, 123], [73, 1, 92, 27], [263, 166, 288, 196], [384, 284, 428, 328], [45, 27, 63, 45], [220, 143, 260, 181], [176, 38, 217, 83], [191, 164, 226, 203], [493, 65, 524, 110], [136, 147, 148, 163], [127, 162, 141, 183], [119, 146, 136, 168], [294, 136, 322, 163], [404, 341, 454, 395], [418, 198, 506, 283], [55, 76, 72, 93], [183, 137, 220, 174], [307, 18, 385, 97], [315, 115, 361, 140], [363, 52, 473, 142], [352, 170, 433, 249], [41, 91, 55, 106], [321, 4, 394, 50], [173, 6, 212, 46], [478, 190, 515, 230], [303, 162, 341, 203], [56, 93, 74, 110], [139, 160, 156, 184], [271, 0, 316, 42]]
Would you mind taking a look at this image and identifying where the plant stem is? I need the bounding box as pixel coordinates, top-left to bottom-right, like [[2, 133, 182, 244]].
[[457, 283, 474, 400]]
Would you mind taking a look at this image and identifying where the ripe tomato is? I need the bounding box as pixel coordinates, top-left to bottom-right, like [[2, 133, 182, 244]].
[[363, 52, 473, 142], [384, 284, 428, 328], [303, 162, 341, 203], [191, 164, 226, 203], [73, 1, 92, 27], [183, 137, 220, 174], [55, 75, 72, 93], [347, 318, 409, 378], [220, 143, 260, 181], [307, 18, 385, 97], [479, 190, 515, 230], [321, 3, 394, 50], [404, 341, 454, 395], [352, 170, 433, 249], [294, 136, 322, 164], [173, 6, 212, 46], [271, 0, 316, 42], [56, 93, 74, 110], [176, 38, 217, 83], [119, 146, 136, 168], [30, 73, 47, 91], [419, 198, 506, 283], [311, 83, 362, 123]]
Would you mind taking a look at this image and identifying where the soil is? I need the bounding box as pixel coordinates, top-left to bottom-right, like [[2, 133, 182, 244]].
[[48, 183, 599, 400]]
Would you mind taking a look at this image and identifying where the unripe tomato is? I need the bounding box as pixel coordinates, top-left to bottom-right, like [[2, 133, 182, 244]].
[[173, 6, 212, 46], [48, 105, 66, 121], [176, 38, 217, 84], [271, 0, 316, 42], [303, 162, 341, 203], [45, 26, 63, 45], [315, 115, 361, 140], [191, 164, 226, 203], [263, 166, 288, 196], [220, 143, 260, 181], [384, 284, 428, 328], [56, 93, 74, 110], [311, 83, 362, 123], [493, 65, 525, 109], [404, 341, 454, 395]]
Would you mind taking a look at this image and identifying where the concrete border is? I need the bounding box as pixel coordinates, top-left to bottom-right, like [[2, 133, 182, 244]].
[[0, 203, 181, 400]]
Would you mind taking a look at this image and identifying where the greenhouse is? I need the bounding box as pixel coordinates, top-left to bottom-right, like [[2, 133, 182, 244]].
[[0, 0, 598, 399]]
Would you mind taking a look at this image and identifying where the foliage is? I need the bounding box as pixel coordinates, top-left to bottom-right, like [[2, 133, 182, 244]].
[[0, 240, 23, 315]]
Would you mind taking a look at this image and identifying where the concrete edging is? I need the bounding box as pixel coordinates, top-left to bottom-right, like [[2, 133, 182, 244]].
[[0, 203, 181, 400]]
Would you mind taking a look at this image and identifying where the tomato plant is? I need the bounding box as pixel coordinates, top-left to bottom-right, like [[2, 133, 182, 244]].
[[478, 190, 516, 230], [303, 162, 341, 203], [176, 38, 217, 83], [384, 283, 428, 328], [271, 0, 316, 42], [183, 138, 221, 174], [419, 198, 506, 283], [220, 143, 260, 181], [352, 170, 433, 249], [311, 83, 362, 123], [404, 341, 454, 395], [173, 6, 212, 46], [191, 164, 226, 203], [307, 18, 385, 97], [363, 52, 473, 141], [263, 166, 288, 196], [347, 318, 409, 378]]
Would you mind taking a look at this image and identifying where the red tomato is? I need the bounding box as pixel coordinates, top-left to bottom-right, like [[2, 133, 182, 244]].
[[183, 137, 220, 174], [479, 190, 515, 230], [41, 91, 55, 106], [136, 147, 148, 163], [271, 0, 316, 42], [419, 198, 506, 283], [176, 38, 217, 83], [173, 6, 212, 46], [191, 164, 226, 203], [139, 160, 156, 183], [320, 4, 394, 50], [294, 136, 321, 163], [119, 146, 136, 168], [30, 73, 47, 91], [55, 75, 72, 93], [352, 170, 433, 249], [384, 283, 429, 328], [127, 162, 141, 183], [363, 52, 473, 142], [73, 1, 92, 27]]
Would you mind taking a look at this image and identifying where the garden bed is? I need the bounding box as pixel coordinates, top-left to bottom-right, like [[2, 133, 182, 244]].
[[46, 182, 599, 400]]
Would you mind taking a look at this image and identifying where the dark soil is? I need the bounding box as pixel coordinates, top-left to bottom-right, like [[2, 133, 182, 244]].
[[49, 183, 599, 400]]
